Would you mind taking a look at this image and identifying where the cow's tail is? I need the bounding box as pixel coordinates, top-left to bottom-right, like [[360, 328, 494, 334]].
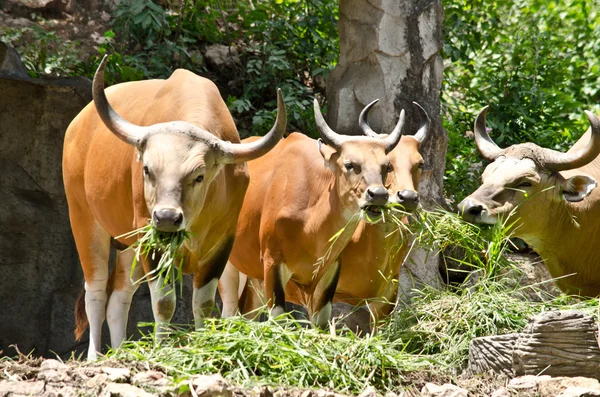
[[74, 287, 88, 341]]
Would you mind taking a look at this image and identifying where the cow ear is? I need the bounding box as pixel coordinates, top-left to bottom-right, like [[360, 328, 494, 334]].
[[317, 138, 338, 170], [562, 175, 597, 202]]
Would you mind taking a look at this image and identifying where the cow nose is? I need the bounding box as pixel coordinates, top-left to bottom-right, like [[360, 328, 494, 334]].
[[152, 208, 184, 232], [396, 190, 419, 212], [365, 186, 389, 206], [458, 198, 484, 222]]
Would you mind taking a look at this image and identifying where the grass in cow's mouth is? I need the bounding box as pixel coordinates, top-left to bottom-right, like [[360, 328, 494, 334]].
[[116, 224, 190, 295]]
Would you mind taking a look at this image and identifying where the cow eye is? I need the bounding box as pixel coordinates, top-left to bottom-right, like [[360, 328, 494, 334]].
[[517, 181, 532, 188], [344, 161, 354, 171], [143, 165, 150, 176], [386, 163, 393, 173], [195, 174, 204, 183], [418, 162, 424, 169]]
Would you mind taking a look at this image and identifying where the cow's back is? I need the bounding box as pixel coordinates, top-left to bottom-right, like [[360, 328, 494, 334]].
[[63, 71, 243, 241], [230, 133, 340, 284]]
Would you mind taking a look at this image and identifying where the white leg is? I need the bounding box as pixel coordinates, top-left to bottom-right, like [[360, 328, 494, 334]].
[[219, 261, 241, 318], [106, 250, 143, 349], [311, 302, 332, 328], [193, 278, 219, 329], [148, 277, 176, 339], [85, 277, 107, 361]]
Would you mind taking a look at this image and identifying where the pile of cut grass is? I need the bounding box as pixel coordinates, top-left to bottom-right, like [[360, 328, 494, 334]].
[[107, 315, 437, 393]]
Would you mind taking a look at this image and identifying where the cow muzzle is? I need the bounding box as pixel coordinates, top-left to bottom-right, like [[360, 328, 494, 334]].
[[458, 198, 493, 224], [361, 185, 389, 219], [395, 190, 419, 212], [152, 207, 184, 232]]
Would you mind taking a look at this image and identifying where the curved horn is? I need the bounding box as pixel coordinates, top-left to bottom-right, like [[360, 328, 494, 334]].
[[358, 99, 381, 138], [314, 98, 346, 149], [92, 55, 151, 147], [474, 106, 502, 160], [220, 88, 287, 164], [412, 102, 430, 144], [540, 111, 600, 172], [382, 109, 405, 154]]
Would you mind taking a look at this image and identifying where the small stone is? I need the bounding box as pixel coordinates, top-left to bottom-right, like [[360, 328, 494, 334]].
[[0, 380, 45, 395], [88, 20, 96, 26], [100, 11, 111, 22], [101, 367, 131, 382], [103, 382, 154, 397], [300, 391, 313, 397], [40, 359, 69, 371], [491, 387, 510, 397], [179, 374, 233, 397], [558, 387, 600, 397], [131, 370, 166, 385], [86, 373, 109, 388], [538, 377, 600, 397], [358, 386, 377, 397], [508, 375, 552, 390], [421, 383, 468, 397]]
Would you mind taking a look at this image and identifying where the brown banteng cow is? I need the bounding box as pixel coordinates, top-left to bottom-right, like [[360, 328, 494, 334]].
[[220, 101, 429, 326], [62, 56, 286, 360], [458, 107, 600, 296], [221, 99, 408, 327]]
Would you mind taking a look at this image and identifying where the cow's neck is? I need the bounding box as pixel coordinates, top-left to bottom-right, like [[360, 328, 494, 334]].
[[518, 200, 600, 296]]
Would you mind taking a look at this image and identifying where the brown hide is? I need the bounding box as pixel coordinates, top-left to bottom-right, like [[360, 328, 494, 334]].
[[63, 70, 248, 296], [229, 135, 423, 320]]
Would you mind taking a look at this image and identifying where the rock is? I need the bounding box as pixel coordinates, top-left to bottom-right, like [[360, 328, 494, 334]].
[[331, 302, 371, 335], [558, 387, 600, 397], [179, 374, 233, 397], [538, 377, 600, 397], [421, 383, 468, 397], [0, 380, 45, 395], [0, 42, 28, 79], [491, 387, 510, 397], [131, 370, 166, 385], [102, 382, 154, 397], [204, 44, 240, 71], [358, 386, 377, 397], [101, 367, 131, 382], [508, 375, 551, 390], [86, 373, 110, 388], [38, 359, 72, 382], [6, 0, 58, 9]]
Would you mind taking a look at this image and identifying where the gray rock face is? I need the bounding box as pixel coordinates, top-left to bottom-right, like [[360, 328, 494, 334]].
[[0, 70, 199, 357], [0, 43, 29, 79]]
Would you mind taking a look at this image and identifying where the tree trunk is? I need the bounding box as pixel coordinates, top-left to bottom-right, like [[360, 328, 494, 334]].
[[327, 0, 447, 294], [327, 0, 446, 208]]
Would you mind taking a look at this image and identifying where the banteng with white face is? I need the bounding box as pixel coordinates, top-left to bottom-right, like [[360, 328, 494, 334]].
[[63, 56, 286, 359], [459, 107, 600, 295]]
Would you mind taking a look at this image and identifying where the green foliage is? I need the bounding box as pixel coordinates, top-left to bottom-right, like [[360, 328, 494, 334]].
[[1, 26, 82, 78], [443, 0, 600, 202]]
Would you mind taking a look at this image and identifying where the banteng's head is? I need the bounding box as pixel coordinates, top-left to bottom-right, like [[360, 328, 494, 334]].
[[358, 100, 429, 212], [314, 99, 404, 222], [93, 56, 286, 232], [459, 106, 600, 232]]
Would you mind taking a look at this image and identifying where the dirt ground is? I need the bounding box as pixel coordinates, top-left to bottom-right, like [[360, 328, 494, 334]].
[[0, 355, 518, 397]]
